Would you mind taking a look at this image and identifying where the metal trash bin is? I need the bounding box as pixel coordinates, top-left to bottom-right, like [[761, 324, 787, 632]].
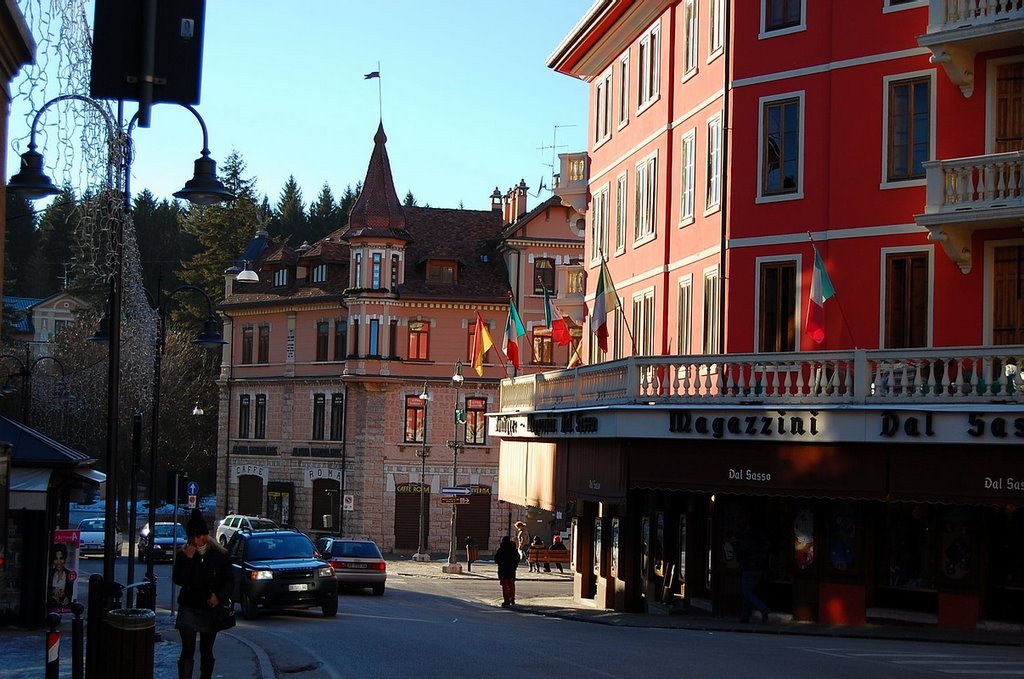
[[104, 608, 155, 679]]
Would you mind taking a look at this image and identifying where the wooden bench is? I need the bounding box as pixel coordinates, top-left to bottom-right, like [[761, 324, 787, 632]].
[[528, 548, 571, 565]]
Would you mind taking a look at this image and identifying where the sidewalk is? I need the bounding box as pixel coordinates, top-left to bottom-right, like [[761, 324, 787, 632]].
[[4, 555, 1020, 678]]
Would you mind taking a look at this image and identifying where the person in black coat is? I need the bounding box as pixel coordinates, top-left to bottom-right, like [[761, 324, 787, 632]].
[[173, 509, 233, 679], [494, 536, 521, 608]]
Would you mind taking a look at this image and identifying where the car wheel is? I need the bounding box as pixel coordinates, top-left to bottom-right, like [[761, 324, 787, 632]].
[[371, 584, 385, 596], [219, 535, 227, 547], [322, 596, 338, 617], [241, 592, 258, 620]]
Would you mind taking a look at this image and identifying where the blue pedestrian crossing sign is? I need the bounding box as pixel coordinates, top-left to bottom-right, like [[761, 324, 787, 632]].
[[186, 481, 199, 496]]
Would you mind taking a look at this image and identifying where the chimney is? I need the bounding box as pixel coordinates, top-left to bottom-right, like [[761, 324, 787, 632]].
[[490, 187, 502, 213], [516, 178, 529, 218], [503, 186, 514, 225]]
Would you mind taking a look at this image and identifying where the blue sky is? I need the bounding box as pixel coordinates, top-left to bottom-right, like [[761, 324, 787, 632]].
[[8, 1, 592, 212]]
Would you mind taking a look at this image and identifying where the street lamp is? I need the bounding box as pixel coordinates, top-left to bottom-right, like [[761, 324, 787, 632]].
[[139, 283, 225, 610], [442, 361, 465, 574], [0, 349, 68, 427], [7, 94, 234, 634], [413, 381, 431, 562]]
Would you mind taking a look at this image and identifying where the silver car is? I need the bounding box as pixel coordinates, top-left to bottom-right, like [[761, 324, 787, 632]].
[[314, 537, 387, 595], [77, 517, 124, 558]]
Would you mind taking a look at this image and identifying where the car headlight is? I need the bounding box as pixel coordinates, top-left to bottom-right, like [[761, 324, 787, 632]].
[[318, 565, 334, 577], [250, 570, 274, 581]]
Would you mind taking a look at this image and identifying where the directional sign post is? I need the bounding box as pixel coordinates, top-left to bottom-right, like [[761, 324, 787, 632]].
[[440, 497, 470, 505], [441, 487, 471, 496], [186, 481, 199, 496]]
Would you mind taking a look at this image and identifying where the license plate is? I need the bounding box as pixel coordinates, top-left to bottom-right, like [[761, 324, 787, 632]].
[[351, 564, 367, 569], [288, 584, 308, 592]]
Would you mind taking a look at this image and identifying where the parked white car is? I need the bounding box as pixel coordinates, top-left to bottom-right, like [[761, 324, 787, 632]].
[[77, 517, 123, 558], [215, 514, 279, 546]]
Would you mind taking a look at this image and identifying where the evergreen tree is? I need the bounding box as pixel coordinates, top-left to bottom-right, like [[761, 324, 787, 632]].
[[308, 183, 342, 241], [275, 176, 308, 245], [403, 190, 418, 208], [132, 190, 186, 294], [179, 151, 262, 313], [28, 188, 78, 298], [4, 192, 39, 296], [338, 182, 361, 226]]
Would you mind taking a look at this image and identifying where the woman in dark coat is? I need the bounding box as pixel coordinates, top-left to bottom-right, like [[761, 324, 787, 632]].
[[494, 535, 521, 608], [173, 509, 233, 679]]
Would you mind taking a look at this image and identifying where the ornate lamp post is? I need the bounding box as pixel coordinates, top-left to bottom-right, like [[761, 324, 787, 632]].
[[442, 362, 465, 574], [8, 95, 234, 677], [0, 350, 68, 427], [413, 381, 431, 562]]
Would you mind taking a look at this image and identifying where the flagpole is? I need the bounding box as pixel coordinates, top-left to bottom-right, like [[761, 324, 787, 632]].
[[806, 233, 857, 347], [480, 312, 510, 377], [597, 250, 635, 355], [376, 61, 382, 120]]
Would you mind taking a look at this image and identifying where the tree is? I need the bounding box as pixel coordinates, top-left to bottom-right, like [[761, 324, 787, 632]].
[[308, 183, 344, 241], [4, 192, 39, 296], [131, 190, 186, 294], [27, 188, 78, 298], [179, 151, 263, 312], [403, 190, 418, 208], [273, 175, 308, 245], [338, 182, 361, 227]]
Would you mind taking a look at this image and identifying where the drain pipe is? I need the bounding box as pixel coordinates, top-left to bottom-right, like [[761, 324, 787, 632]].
[[718, 0, 733, 354]]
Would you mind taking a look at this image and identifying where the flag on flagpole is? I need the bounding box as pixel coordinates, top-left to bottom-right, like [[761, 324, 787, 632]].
[[503, 299, 526, 372], [472, 311, 495, 376], [592, 260, 619, 352], [543, 287, 572, 346], [805, 246, 836, 344], [364, 71, 380, 79]]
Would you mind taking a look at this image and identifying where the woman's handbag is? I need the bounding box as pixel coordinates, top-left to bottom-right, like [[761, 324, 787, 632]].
[[212, 599, 236, 631]]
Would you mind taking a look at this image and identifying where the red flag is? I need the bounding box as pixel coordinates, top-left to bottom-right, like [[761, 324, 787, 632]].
[[543, 287, 572, 346]]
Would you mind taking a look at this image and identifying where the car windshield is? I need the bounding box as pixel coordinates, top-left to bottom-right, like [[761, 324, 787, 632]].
[[79, 519, 104, 531], [154, 524, 186, 539], [246, 534, 314, 560], [331, 541, 382, 559]]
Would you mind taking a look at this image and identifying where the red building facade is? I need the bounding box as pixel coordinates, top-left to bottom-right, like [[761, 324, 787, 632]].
[[494, 0, 1024, 628]]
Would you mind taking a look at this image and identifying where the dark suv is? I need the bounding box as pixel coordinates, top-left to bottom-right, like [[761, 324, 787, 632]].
[[226, 529, 338, 619]]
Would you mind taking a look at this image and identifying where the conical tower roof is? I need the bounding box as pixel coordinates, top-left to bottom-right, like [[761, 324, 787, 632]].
[[341, 122, 410, 242]]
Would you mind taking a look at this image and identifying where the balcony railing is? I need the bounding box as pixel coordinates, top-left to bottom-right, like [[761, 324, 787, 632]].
[[499, 347, 1024, 412], [923, 152, 1024, 213], [931, 0, 1024, 31]]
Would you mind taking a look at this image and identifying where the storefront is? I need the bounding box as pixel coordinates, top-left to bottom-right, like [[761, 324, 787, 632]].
[[493, 405, 1024, 627]]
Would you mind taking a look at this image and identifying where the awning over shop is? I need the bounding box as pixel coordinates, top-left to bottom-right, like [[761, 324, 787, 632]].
[[630, 442, 889, 500], [498, 439, 562, 511], [9, 467, 51, 510], [888, 445, 1024, 505], [73, 467, 105, 485], [565, 439, 628, 503]]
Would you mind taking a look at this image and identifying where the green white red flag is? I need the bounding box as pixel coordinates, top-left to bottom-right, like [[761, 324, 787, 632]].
[[805, 246, 835, 344], [503, 299, 527, 372], [592, 260, 619, 352], [543, 287, 572, 346]]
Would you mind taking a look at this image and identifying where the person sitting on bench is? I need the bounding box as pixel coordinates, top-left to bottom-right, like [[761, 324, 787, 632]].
[[548, 534, 568, 574]]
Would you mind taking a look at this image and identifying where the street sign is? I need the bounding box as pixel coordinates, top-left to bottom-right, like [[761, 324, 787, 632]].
[[186, 481, 199, 496], [441, 487, 472, 496], [343, 494, 354, 512], [440, 497, 470, 505], [187, 494, 197, 509]]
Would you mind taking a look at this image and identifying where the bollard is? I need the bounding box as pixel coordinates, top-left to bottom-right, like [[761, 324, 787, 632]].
[[45, 612, 61, 679], [85, 574, 102, 679], [71, 601, 85, 679]]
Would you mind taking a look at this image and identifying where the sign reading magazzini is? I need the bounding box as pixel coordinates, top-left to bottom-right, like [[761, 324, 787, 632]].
[[489, 409, 1024, 445]]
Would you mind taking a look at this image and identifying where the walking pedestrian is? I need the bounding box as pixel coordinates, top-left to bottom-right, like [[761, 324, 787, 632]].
[[494, 536, 520, 607], [173, 509, 233, 679], [515, 521, 530, 564]]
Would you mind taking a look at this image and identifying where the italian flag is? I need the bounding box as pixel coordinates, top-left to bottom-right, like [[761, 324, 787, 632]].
[[805, 246, 835, 344], [503, 299, 526, 372], [592, 260, 619, 353]]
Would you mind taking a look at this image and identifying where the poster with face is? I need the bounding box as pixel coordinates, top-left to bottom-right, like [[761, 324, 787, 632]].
[[48, 530, 80, 614]]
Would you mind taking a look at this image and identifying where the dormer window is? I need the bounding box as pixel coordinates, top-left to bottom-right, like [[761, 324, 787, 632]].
[[310, 264, 327, 284], [274, 268, 289, 287], [427, 259, 457, 285]]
